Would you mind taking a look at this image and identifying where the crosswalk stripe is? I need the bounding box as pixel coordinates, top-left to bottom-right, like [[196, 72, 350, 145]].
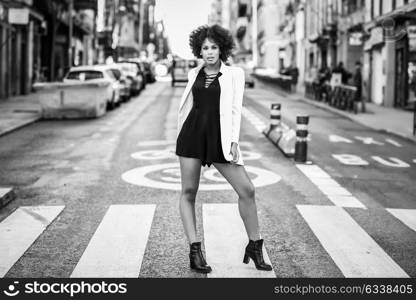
[[0, 206, 65, 277], [386, 209, 416, 232], [70, 204, 155, 278], [297, 164, 366, 208], [203, 204, 275, 278], [297, 205, 409, 278]]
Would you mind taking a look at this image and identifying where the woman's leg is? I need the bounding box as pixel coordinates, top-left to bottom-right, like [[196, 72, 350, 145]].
[[213, 163, 261, 241], [179, 156, 202, 244]]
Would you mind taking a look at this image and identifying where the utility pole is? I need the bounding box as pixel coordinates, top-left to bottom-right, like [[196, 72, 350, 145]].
[[138, 0, 146, 51], [68, 0, 73, 68], [252, 0, 258, 67]]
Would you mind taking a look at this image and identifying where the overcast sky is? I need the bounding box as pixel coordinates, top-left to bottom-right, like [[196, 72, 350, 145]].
[[155, 0, 213, 59]]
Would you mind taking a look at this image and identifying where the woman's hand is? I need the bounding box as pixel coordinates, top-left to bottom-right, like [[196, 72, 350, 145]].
[[229, 142, 239, 164]]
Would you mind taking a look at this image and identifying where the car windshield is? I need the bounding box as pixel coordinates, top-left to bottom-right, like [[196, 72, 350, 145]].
[[117, 63, 138, 76], [173, 60, 197, 69], [66, 70, 104, 81], [118, 61, 142, 72], [109, 69, 122, 80]]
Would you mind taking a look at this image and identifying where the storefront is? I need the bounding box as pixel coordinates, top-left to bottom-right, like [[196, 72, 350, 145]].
[[405, 23, 416, 107], [364, 26, 386, 106], [0, 1, 45, 99]]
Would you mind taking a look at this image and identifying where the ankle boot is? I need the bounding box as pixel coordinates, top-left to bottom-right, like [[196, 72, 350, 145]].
[[189, 242, 212, 273], [243, 239, 273, 271]]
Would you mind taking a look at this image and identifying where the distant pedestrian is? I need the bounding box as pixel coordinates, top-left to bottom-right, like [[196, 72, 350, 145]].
[[353, 61, 362, 102], [332, 62, 351, 84], [176, 24, 272, 274], [290, 65, 299, 92]]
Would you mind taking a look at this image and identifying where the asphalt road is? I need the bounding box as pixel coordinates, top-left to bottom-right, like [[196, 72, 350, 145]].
[[0, 80, 415, 278]]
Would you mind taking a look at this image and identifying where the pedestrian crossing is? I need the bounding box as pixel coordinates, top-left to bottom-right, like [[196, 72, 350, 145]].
[[70, 205, 156, 278], [0, 206, 65, 277], [0, 203, 414, 278]]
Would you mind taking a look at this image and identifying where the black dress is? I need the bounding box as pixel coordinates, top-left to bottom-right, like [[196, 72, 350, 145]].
[[176, 67, 230, 167]]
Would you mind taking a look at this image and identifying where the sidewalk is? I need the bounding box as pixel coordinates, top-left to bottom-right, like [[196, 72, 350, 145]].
[[0, 93, 42, 137], [255, 76, 416, 143]]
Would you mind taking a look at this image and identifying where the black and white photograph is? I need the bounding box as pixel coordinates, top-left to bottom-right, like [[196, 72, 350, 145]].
[[0, 0, 415, 298]]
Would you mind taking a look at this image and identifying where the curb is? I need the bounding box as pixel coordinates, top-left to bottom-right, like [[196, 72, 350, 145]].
[[0, 116, 41, 138], [294, 96, 416, 144], [0, 187, 16, 208], [255, 78, 416, 144]]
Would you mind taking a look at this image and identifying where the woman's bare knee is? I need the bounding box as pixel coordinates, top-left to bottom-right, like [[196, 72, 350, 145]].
[[181, 187, 198, 201], [238, 183, 255, 201]]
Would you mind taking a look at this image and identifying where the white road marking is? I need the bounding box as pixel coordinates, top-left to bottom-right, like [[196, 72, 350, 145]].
[[296, 165, 331, 179], [242, 107, 267, 133], [296, 164, 366, 208], [0, 206, 65, 277], [326, 196, 366, 209], [371, 157, 410, 168], [386, 209, 416, 232], [122, 163, 281, 191], [70, 205, 155, 278], [332, 154, 369, 166], [329, 135, 353, 143], [297, 205, 409, 278], [137, 140, 255, 148], [355, 137, 384, 146], [137, 140, 176, 147], [385, 139, 402, 147], [203, 204, 275, 278]]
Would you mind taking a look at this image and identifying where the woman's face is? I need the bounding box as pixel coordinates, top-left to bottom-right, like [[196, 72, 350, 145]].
[[201, 38, 220, 66]]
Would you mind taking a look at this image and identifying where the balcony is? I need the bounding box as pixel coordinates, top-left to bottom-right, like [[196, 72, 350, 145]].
[[74, 0, 97, 11]]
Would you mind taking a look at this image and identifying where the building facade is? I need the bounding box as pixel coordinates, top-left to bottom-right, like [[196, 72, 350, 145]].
[[0, 0, 97, 100], [364, 0, 416, 109], [97, 0, 158, 63]]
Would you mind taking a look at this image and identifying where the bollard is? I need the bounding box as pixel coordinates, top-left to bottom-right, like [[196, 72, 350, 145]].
[[263, 103, 283, 144], [269, 103, 282, 133], [270, 103, 281, 130], [294, 115, 309, 163], [263, 103, 281, 137]]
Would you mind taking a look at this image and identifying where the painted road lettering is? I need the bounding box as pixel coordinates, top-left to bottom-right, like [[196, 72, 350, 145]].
[[329, 135, 404, 148], [371, 156, 410, 168], [332, 154, 369, 166], [333, 154, 415, 168], [354, 136, 385, 146], [329, 135, 354, 144]]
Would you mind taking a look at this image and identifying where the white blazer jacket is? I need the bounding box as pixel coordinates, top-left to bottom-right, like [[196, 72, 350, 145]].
[[177, 61, 245, 166]]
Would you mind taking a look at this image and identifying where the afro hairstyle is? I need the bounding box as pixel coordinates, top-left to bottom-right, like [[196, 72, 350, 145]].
[[189, 24, 235, 62]]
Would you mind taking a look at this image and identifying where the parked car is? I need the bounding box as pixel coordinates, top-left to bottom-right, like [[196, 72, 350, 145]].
[[225, 59, 255, 88], [64, 65, 122, 109], [244, 69, 255, 88], [117, 60, 146, 94], [108, 64, 132, 102], [171, 59, 198, 87]]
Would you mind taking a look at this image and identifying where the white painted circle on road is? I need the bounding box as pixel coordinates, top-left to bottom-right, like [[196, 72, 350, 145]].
[[131, 149, 262, 161], [204, 169, 227, 182], [131, 150, 174, 160], [136, 140, 254, 148], [121, 163, 281, 191]]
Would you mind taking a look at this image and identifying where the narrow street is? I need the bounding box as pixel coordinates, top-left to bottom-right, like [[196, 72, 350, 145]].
[[1, 80, 415, 278]]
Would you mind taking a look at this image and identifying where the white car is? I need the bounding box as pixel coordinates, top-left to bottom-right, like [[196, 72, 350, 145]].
[[64, 65, 122, 109]]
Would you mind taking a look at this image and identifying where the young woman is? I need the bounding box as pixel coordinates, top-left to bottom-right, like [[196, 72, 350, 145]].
[[175, 24, 272, 274]]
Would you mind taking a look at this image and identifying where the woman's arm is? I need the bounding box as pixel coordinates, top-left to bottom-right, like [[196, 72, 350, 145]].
[[231, 67, 245, 144]]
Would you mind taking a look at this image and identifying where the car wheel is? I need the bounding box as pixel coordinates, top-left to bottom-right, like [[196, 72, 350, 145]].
[[108, 92, 116, 110]]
